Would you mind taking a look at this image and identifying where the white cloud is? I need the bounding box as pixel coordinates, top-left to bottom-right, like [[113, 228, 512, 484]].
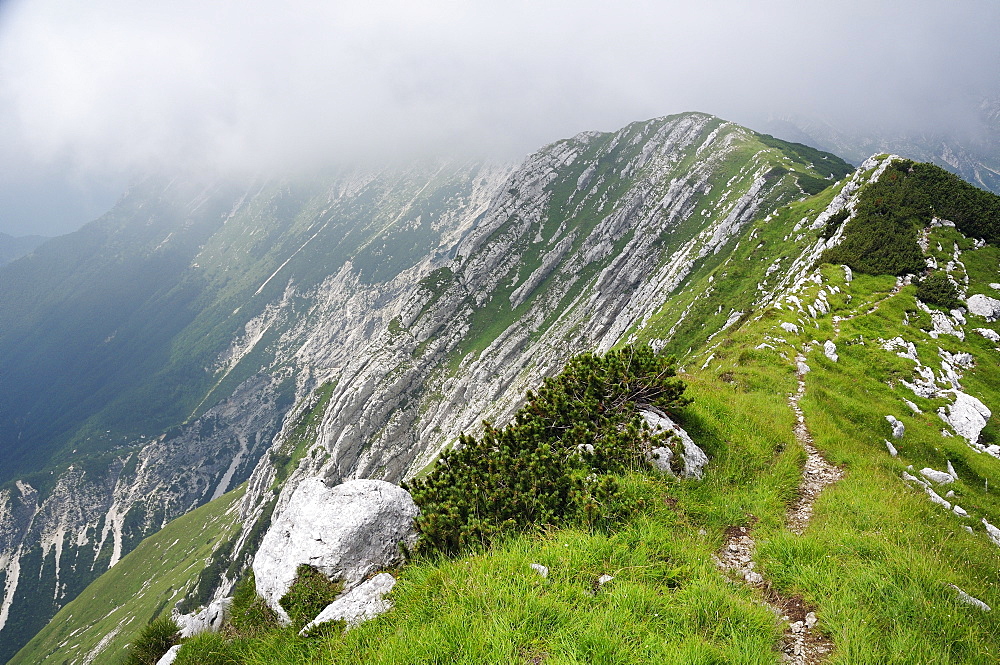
[[0, 0, 997, 232]]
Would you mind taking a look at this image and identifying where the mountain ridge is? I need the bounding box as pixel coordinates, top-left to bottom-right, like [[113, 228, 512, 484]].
[[9, 112, 997, 662]]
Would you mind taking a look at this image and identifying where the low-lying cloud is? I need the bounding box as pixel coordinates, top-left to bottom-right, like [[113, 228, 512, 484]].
[[1, 0, 998, 233]]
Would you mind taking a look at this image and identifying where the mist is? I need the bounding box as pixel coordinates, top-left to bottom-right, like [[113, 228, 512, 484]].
[[1, 0, 998, 235]]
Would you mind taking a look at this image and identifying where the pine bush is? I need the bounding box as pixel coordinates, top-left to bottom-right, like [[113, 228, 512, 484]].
[[404, 345, 690, 555], [916, 271, 962, 310]]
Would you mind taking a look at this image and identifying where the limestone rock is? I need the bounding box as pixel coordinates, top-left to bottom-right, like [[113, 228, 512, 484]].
[[975, 328, 1000, 342], [530, 563, 549, 578], [938, 392, 992, 445], [884, 439, 898, 457], [173, 597, 231, 638], [155, 645, 182, 665], [781, 322, 799, 334], [920, 468, 954, 485], [253, 478, 418, 623], [885, 415, 905, 439], [948, 584, 991, 611], [640, 409, 709, 479], [967, 294, 1000, 322], [983, 519, 1000, 548], [300, 572, 397, 634], [823, 340, 838, 362]]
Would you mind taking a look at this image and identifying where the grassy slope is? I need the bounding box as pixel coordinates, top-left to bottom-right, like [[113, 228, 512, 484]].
[[9, 487, 244, 665]]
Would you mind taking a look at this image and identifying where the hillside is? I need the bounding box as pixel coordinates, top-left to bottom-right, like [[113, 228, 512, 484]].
[[13, 152, 1000, 664], [0, 112, 862, 661]]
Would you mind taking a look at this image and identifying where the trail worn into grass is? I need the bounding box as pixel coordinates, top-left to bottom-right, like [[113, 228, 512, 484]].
[[787, 356, 844, 536], [717, 356, 841, 664], [832, 276, 907, 335]]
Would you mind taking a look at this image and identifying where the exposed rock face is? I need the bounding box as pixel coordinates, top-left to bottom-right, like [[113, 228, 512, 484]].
[[301, 572, 397, 634], [0, 374, 284, 651], [824, 340, 839, 362], [252, 479, 418, 623], [967, 294, 1000, 321], [155, 645, 182, 665], [939, 392, 992, 445], [641, 409, 709, 479], [173, 597, 232, 638], [885, 415, 906, 439]]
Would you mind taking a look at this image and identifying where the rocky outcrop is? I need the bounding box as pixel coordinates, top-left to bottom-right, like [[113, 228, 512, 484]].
[[155, 645, 182, 665], [641, 409, 709, 479], [939, 391, 993, 448], [252, 479, 418, 623], [967, 294, 1000, 322], [885, 415, 906, 439], [173, 597, 231, 638], [299, 572, 397, 634]]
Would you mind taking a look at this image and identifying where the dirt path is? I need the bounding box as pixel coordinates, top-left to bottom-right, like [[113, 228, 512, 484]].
[[716, 356, 841, 664]]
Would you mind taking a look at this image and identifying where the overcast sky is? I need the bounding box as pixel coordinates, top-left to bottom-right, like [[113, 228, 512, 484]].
[[1, 0, 998, 236]]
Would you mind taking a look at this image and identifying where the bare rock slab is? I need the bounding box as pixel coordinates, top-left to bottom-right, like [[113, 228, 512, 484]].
[[253, 478, 418, 622], [300, 572, 397, 634], [641, 408, 709, 479]]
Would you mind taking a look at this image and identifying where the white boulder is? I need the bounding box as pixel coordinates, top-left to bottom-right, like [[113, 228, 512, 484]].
[[975, 328, 1000, 343], [155, 645, 182, 665], [948, 584, 991, 611], [938, 392, 992, 445], [823, 340, 838, 362], [780, 322, 799, 334], [885, 415, 905, 439], [299, 572, 397, 634], [173, 597, 231, 637], [641, 409, 709, 479], [967, 294, 1000, 322], [920, 468, 954, 485], [983, 519, 1000, 548], [253, 478, 419, 623]]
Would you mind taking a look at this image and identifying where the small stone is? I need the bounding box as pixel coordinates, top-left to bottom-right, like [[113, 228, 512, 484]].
[[745, 571, 764, 585], [805, 611, 818, 628], [885, 415, 905, 439], [530, 563, 549, 578], [597, 574, 614, 586]]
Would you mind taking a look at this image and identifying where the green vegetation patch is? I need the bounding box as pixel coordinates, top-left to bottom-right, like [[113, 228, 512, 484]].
[[278, 564, 344, 631], [915, 271, 962, 310], [405, 346, 691, 554], [119, 616, 180, 665], [823, 159, 1000, 275]]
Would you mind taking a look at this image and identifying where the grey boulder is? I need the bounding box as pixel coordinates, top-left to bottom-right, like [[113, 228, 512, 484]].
[[299, 572, 397, 634], [253, 478, 419, 623], [641, 408, 709, 479]]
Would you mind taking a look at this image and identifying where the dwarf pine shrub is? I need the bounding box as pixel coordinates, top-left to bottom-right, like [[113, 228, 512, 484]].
[[822, 159, 1000, 275], [916, 271, 962, 310], [404, 345, 690, 555]]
